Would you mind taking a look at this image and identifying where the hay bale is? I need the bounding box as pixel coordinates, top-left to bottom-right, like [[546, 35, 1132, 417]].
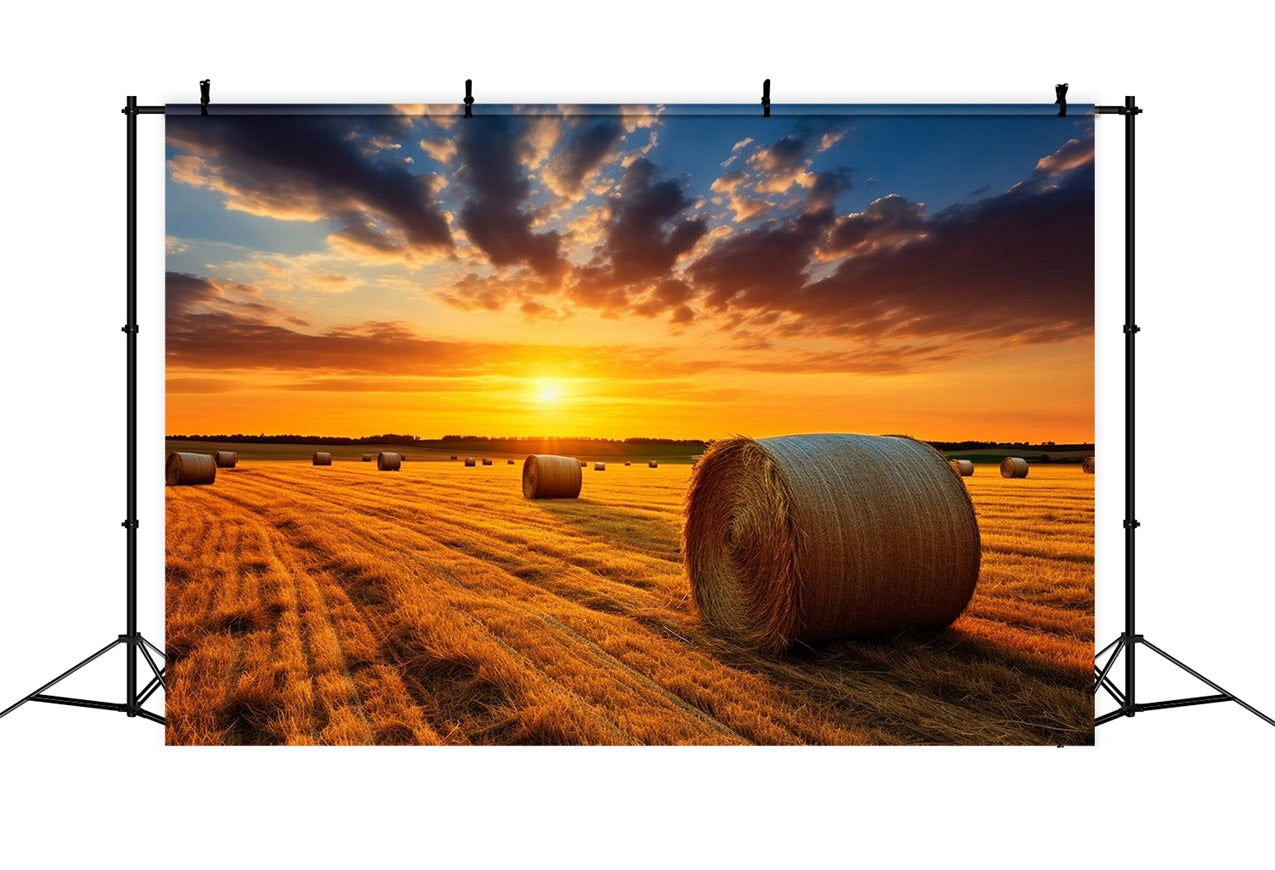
[[648, 460, 659, 468], [1000, 457, 1029, 478], [312, 452, 332, 466], [166, 452, 216, 486], [212, 450, 238, 468], [482, 458, 493, 466], [464, 457, 476, 467], [1082, 456, 1095, 474], [625, 461, 631, 466], [522, 454, 583, 499], [683, 434, 980, 652], [507, 459, 515, 465], [450, 455, 458, 461], [579, 460, 588, 468], [594, 462, 606, 471], [949, 459, 974, 477], [377, 451, 402, 471], [362, 453, 373, 462]]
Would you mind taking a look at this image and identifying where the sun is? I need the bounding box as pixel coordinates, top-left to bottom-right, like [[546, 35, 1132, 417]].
[[534, 377, 565, 405]]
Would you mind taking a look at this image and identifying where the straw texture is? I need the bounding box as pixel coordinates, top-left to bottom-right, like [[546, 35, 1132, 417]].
[[213, 450, 238, 468], [949, 459, 974, 477], [464, 457, 476, 467], [166, 452, 217, 486], [312, 452, 332, 466], [594, 462, 606, 471], [522, 454, 584, 499], [1082, 456, 1095, 474], [377, 451, 402, 471], [1000, 457, 1029, 478], [683, 434, 981, 653]]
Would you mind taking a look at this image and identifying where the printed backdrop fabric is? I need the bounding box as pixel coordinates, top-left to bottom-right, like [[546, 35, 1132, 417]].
[[164, 104, 1095, 745]]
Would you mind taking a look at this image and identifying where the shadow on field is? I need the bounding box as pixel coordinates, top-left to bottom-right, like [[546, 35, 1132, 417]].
[[529, 498, 682, 558]]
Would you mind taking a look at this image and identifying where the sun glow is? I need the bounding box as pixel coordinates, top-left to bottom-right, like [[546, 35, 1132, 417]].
[[535, 378, 565, 405]]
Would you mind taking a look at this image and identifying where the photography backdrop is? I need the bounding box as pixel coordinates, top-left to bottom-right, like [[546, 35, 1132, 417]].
[[164, 103, 1094, 745]]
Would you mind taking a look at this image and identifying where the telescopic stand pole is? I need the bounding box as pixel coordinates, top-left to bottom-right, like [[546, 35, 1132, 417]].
[[1093, 96, 1273, 729], [0, 96, 166, 727]]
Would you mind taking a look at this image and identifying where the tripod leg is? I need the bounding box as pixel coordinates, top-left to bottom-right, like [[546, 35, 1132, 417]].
[[137, 641, 165, 690], [0, 638, 124, 719], [1095, 635, 1122, 660], [1139, 639, 1275, 728], [139, 635, 166, 660], [1093, 637, 1125, 695]]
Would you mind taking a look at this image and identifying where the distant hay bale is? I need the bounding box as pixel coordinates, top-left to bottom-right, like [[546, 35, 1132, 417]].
[[1000, 457, 1029, 478], [624, 461, 631, 466], [212, 450, 237, 468], [482, 458, 493, 466], [362, 453, 373, 462], [377, 451, 402, 472], [1082, 456, 1095, 474], [464, 457, 476, 467], [166, 452, 216, 486], [507, 459, 515, 465], [579, 460, 588, 467], [684, 434, 980, 653], [949, 459, 974, 477], [522, 454, 583, 499], [399, 455, 407, 462], [648, 460, 659, 468], [594, 462, 606, 471], [450, 455, 458, 461], [312, 452, 332, 466]]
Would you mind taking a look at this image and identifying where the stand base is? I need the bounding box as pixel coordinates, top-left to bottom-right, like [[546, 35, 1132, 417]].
[[1094, 634, 1273, 728], [0, 633, 165, 726]]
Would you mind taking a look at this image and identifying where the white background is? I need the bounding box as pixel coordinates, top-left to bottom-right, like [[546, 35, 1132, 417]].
[[1, 1, 1271, 866]]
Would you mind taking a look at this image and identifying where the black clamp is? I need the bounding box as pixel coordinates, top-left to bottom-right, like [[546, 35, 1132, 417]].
[[1123, 519, 1140, 530], [1055, 83, 1068, 117], [761, 79, 771, 117], [122, 324, 139, 334], [464, 79, 474, 118], [200, 79, 211, 116], [1123, 324, 1140, 334], [122, 519, 139, 530]]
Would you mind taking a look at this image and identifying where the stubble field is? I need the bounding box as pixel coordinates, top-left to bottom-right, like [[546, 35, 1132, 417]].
[[165, 459, 1093, 745]]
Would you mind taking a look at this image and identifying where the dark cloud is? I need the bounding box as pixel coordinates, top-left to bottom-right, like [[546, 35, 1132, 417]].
[[167, 116, 451, 261], [456, 116, 566, 280], [545, 120, 625, 197], [599, 157, 708, 285], [687, 208, 834, 309], [823, 194, 928, 256]]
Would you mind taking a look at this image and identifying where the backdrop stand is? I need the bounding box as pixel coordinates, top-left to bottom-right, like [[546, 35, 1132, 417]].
[[0, 96, 167, 727], [1093, 96, 1273, 729]]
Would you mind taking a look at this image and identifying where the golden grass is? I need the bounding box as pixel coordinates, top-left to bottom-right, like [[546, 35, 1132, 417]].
[[165, 461, 1093, 745]]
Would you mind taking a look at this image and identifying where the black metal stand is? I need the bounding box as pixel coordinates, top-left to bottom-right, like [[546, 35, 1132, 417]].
[[0, 96, 167, 728], [1093, 96, 1274, 730]]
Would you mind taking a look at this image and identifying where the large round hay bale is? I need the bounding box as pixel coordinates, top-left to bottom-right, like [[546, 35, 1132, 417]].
[[213, 450, 238, 468], [594, 462, 606, 471], [648, 460, 659, 469], [362, 453, 373, 462], [522, 454, 583, 499], [683, 434, 980, 652], [949, 459, 974, 477], [377, 451, 402, 471], [482, 457, 493, 466], [312, 452, 332, 466], [464, 457, 476, 467], [166, 452, 216, 486], [1082, 456, 1095, 474], [1000, 457, 1029, 478]]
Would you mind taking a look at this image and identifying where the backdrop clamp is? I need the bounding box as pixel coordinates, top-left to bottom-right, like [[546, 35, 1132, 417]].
[[200, 79, 211, 115], [761, 79, 771, 117], [1055, 83, 1068, 117], [464, 79, 474, 118]]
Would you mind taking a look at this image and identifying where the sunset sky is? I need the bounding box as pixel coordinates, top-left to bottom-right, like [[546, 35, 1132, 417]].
[[166, 104, 1094, 442]]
